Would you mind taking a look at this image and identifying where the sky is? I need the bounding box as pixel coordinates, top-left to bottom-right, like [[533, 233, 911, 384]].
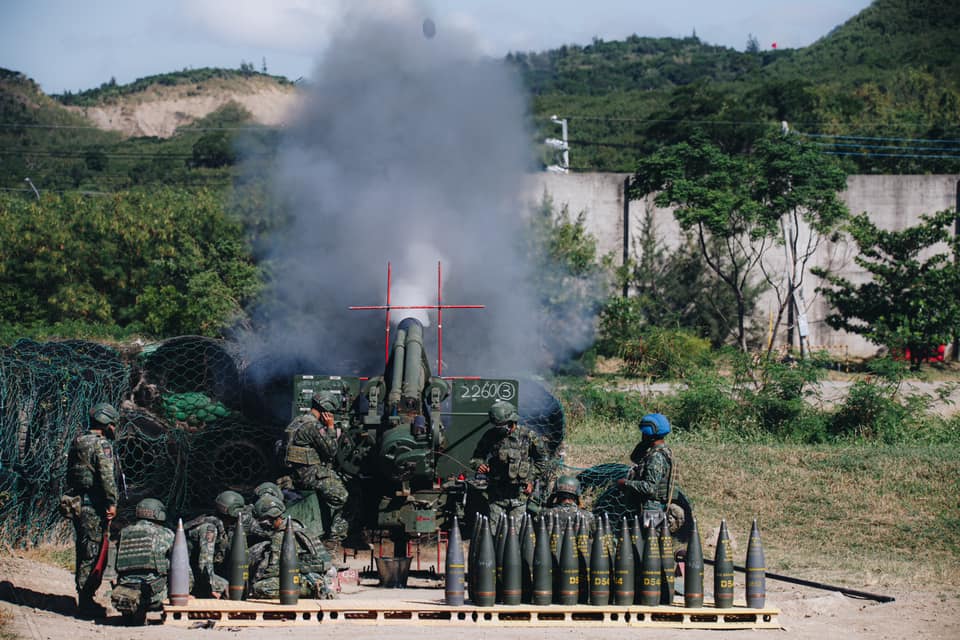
[[1, 0, 874, 95]]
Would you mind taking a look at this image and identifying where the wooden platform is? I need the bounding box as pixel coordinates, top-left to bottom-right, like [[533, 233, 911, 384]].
[[163, 597, 781, 629]]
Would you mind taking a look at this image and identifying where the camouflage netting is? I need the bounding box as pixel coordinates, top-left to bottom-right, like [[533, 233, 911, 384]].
[[0, 340, 128, 545], [0, 337, 567, 547], [576, 462, 695, 543]]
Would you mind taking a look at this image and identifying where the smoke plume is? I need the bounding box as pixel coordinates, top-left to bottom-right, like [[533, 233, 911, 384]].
[[242, 1, 549, 379]]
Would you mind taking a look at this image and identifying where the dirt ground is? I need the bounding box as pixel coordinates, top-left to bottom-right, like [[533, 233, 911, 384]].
[[1, 551, 958, 640]]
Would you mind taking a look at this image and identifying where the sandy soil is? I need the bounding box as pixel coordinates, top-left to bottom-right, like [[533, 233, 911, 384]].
[[1, 552, 957, 640], [64, 78, 300, 138]]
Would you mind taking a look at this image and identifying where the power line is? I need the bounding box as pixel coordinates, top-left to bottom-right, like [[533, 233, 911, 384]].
[[810, 141, 960, 153], [823, 150, 960, 160], [801, 132, 960, 145], [0, 122, 281, 131]]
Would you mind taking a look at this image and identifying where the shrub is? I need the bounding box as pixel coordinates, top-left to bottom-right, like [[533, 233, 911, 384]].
[[665, 370, 743, 436], [619, 326, 713, 379]]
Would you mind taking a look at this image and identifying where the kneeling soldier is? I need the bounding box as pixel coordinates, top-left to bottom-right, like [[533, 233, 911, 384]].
[[111, 498, 176, 625]]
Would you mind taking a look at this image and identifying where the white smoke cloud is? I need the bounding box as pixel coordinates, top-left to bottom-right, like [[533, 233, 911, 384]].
[[241, 2, 550, 379]]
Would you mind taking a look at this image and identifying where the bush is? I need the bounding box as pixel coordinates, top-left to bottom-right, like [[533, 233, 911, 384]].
[[664, 370, 743, 436], [619, 326, 713, 379], [737, 355, 830, 442]]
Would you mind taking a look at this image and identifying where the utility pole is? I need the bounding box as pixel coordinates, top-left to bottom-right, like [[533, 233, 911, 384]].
[[954, 179, 959, 361], [545, 115, 569, 173]]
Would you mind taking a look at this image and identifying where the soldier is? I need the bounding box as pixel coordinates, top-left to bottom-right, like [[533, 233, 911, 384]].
[[253, 481, 284, 503], [617, 413, 676, 529], [110, 498, 176, 625], [244, 482, 284, 545], [184, 490, 245, 598], [247, 495, 336, 599], [281, 390, 349, 556], [62, 402, 121, 618], [471, 400, 547, 524], [542, 475, 595, 532]]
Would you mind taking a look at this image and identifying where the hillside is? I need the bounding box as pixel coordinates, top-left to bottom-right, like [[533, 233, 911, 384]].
[[0, 68, 288, 192], [1, 0, 957, 190], [519, 0, 960, 173], [58, 69, 299, 138]]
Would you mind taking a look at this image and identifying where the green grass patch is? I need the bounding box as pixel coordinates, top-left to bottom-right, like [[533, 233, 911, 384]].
[[562, 411, 960, 588]]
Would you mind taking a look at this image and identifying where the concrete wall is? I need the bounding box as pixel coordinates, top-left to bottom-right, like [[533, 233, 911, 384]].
[[524, 173, 960, 357]]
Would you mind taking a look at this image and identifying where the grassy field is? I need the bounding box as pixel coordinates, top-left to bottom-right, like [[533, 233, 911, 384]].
[[564, 415, 960, 591]]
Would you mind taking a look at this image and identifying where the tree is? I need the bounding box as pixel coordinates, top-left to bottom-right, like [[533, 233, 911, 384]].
[[528, 192, 614, 370], [606, 204, 754, 349], [630, 129, 848, 353], [812, 210, 960, 368], [0, 188, 261, 340], [190, 131, 236, 168]]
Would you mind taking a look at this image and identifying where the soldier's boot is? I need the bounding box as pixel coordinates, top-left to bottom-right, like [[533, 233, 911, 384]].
[[76, 594, 107, 619], [323, 540, 350, 570]]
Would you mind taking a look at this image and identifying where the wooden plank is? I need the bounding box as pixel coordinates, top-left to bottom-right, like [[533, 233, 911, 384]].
[[163, 597, 781, 629]]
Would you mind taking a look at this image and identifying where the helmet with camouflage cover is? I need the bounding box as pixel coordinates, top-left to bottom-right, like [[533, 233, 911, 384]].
[[89, 402, 119, 428], [135, 497, 167, 523], [214, 490, 245, 518], [253, 481, 283, 502], [554, 475, 581, 498], [488, 400, 520, 426], [253, 495, 285, 521], [311, 390, 338, 413]]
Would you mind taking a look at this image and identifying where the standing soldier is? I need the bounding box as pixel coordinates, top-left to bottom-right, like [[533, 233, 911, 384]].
[[110, 498, 176, 625], [471, 400, 547, 524], [62, 402, 121, 618], [184, 490, 245, 598], [617, 413, 676, 529], [542, 475, 595, 532], [281, 391, 349, 557]]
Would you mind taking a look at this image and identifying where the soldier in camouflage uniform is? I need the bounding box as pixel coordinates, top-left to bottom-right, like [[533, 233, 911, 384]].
[[282, 391, 349, 554], [110, 498, 175, 625], [62, 402, 121, 618], [253, 481, 284, 503], [247, 495, 336, 599], [471, 401, 547, 524], [243, 483, 284, 545], [618, 413, 675, 529], [542, 475, 595, 532], [184, 490, 245, 598]]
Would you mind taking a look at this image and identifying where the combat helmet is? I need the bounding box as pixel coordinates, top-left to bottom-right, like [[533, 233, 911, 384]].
[[89, 402, 119, 428], [135, 498, 167, 523], [214, 490, 245, 518], [554, 475, 581, 498], [253, 495, 285, 521], [639, 413, 671, 439], [253, 481, 283, 502], [488, 400, 520, 426], [311, 390, 338, 413]]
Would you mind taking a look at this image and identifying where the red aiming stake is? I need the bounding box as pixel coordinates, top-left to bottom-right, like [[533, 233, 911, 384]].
[[349, 262, 484, 376]]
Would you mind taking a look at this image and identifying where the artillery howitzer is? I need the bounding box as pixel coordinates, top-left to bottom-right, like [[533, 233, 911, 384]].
[[286, 317, 559, 569]]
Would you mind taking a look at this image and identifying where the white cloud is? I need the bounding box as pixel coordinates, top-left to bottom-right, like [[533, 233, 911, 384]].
[[180, 0, 339, 53]]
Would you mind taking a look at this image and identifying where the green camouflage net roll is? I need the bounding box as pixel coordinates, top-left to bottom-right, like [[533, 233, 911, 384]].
[[576, 462, 695, 543]]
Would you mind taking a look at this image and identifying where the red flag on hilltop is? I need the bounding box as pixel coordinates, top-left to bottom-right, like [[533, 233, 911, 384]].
[[771, 42, 777, 49]]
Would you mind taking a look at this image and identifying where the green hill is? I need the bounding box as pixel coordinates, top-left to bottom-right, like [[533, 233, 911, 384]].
[[0, 67, 283, 193], [520, 0, 960, 173], [54, 66, 292, 107]]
